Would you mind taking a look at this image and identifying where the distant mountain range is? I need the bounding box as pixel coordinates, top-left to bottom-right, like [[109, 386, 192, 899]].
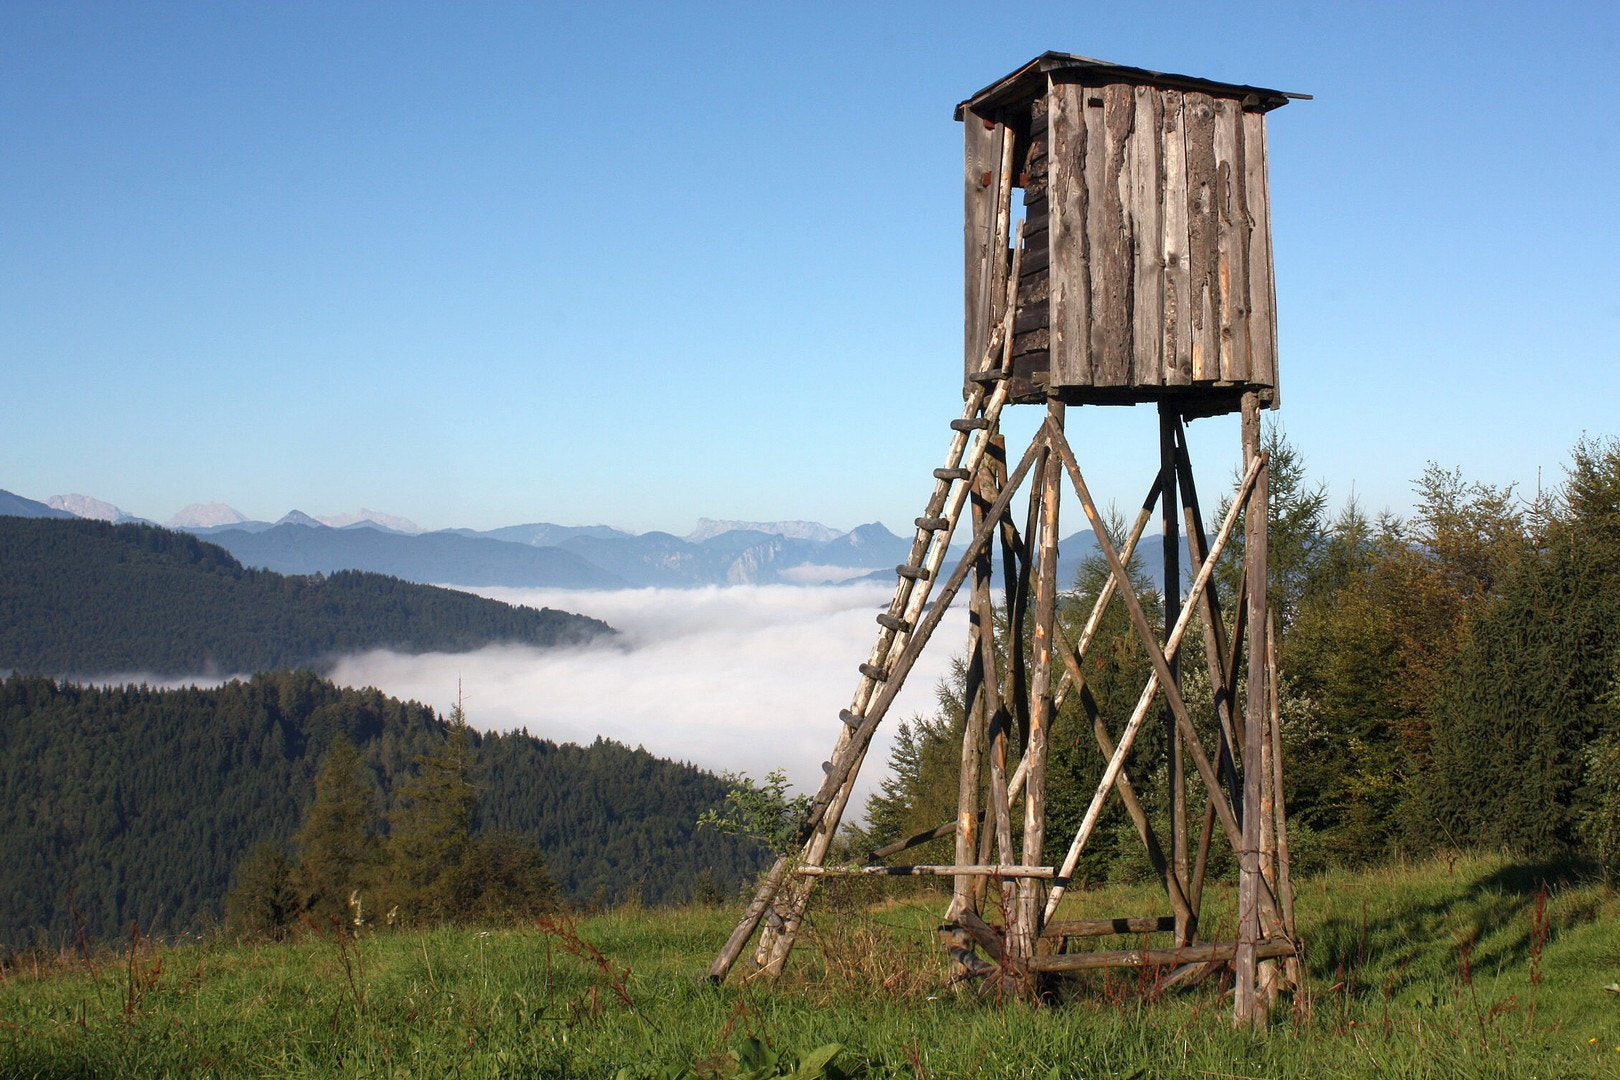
[[1, 487, 1173, 591]]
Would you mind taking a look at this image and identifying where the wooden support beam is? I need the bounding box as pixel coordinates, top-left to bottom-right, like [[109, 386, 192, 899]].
[[1042, 442, 1262, 920], [1013, 402, 1064, 975], [1172, 420, 1242, 810], [1043, 917, 1176, 939], [798, 864, 1056, 878], [1030, 937, 1295, 974], [1235, 391, 1270, 1029], [1159, 404, 1189, 945]]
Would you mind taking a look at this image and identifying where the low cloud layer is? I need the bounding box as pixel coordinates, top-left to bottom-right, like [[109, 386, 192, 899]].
[[326, 583, 968, 813]]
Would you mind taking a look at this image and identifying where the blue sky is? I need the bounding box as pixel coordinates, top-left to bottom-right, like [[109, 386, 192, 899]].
[[5, 1, 1618, 534]]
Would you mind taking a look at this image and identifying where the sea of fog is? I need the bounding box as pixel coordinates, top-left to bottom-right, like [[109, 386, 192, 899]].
[[325, 582, 969, 810]]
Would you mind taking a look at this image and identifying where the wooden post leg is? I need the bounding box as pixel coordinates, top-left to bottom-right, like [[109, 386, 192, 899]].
[[951, 459, 999, 919], [1011, 402, 1063, 990], [1159, 404, 1188, 944], [1235, 392, 1269, 1029]]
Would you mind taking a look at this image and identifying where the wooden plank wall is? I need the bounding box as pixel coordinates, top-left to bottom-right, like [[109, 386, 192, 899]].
[[1025, 77, 1277, 398], [1009, 96, 1050, 400], [963, 108, 1010, 383]]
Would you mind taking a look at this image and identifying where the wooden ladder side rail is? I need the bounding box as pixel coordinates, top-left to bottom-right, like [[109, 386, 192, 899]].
[[753, 429, 1048, 976], [753, 230, 1029, 974], [1046, 424, 1263, 885], [709, 428, 1049, 982], [1041, 444, 1263, 921]]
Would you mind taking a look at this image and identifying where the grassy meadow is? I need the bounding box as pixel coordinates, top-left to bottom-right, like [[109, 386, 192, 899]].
[[2, 853, 1617, 1078]]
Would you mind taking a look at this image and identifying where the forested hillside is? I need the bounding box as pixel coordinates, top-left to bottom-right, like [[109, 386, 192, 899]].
[[0, 671, 765, 948], [0, 518, 612, 677], [862, 434, 1620, 885]]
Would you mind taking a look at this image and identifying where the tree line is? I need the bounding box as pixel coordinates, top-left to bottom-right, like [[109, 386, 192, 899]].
[[0, 517, 613, 677], [859, 433, 1620, 886], [0, 670, 766, 950]]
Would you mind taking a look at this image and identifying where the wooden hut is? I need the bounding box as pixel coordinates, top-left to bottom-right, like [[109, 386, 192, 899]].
[[959, 53, 1302, 413]]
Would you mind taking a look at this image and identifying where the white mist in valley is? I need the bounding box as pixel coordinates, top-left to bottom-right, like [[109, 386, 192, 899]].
[[326, 582, 968, 811]]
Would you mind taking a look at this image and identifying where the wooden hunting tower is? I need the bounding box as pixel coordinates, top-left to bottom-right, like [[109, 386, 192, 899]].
[[713, 53, 1305, 1029]]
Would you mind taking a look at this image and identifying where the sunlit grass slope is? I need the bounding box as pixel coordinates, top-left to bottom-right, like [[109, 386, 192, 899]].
[[2, 853, 1617, 1078]]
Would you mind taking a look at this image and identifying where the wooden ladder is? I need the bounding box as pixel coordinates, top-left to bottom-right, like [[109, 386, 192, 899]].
[[710, 227, 1027, 982]]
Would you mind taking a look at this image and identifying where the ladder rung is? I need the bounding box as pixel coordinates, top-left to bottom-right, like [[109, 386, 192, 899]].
[[821, 760, 834, 775], [915, 515, 949, 531], [967, 369, 1004, 385], [876, 613, 910, 633], [950, 417, 990, 431], [858, 663, 888, 682], [934, 468, 971, 481], [896, 564, 929, 580], [839, 709, 861, 728]]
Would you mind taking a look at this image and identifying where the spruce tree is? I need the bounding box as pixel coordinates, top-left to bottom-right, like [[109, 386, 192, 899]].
[[291, 737, 381, 926], [383, 712, 478, 924]]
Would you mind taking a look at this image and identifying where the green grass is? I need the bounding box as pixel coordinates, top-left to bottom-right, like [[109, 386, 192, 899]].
[[2, 854, 1617, 1078]]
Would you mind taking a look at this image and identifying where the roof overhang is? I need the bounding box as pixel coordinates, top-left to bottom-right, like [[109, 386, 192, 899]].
[[955, 51, 1308, 120]]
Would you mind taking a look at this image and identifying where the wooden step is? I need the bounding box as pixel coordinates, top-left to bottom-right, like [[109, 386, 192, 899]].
[[950, 417, 990, 431], [914, 515, 949, 531], [933, 468, 971, 481], [858, 663, 888, 682], [896, 565, 929, 580], [875, 613, 910, 632]]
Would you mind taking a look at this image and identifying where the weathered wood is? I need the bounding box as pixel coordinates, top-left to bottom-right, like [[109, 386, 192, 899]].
[[1160, 89, 1192, 385], [1212, 97, 1250, 382], [1043, 917, 1176, 939], [1013, 402, 1064, 972], [1235, 392, 1269, 1028], [963, 111, 1003, 384], [1130, 85, 1166, 385], [952, 461, 997, 914], [709, 855, 792, 980], [1091, 84, 1135, 386], [798, 864, 1056, 878], [1159, 405, 1188, 943], [1048, 79, 1092, 387], [985, 437, 1018, 873], [1031, 937, 1295, 974], [870, 819, 962, 860], [1242, 108, 1278, 393], [1183, 92, 1219, 381]]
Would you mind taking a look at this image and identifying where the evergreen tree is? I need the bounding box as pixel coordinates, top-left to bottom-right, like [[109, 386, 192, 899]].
[[291, 737, 381, 925], [223, 840, 296, 939], [382, 713, 478, 924]]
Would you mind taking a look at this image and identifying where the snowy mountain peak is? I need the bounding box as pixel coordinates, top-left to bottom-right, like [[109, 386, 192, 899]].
[[315, 509, 422, 534], [47, 493, 127, 522], [166, 502, 248, 528], [276, 510, 324, 528], [687, 518, 844, 543]]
